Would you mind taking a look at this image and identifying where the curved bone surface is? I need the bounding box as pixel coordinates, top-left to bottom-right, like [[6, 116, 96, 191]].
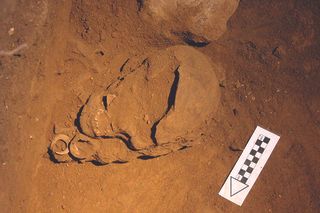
[[79, 45, 221, 151]]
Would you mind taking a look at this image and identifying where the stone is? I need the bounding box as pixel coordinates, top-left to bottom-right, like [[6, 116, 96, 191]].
[[139, 0, 240, 41]]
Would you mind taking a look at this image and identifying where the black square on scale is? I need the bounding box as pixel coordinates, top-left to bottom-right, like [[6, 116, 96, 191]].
[[244, 159, 251, 166], [250, 150, 257, 155], [247, 167, 254, 173], [256, 140, 262, 146], [258, 147, 265, 153], [239, 169, 246, 176], [252, 156, 259, 163], [263, 137, 270, 143], [241, 177, 248, 184]]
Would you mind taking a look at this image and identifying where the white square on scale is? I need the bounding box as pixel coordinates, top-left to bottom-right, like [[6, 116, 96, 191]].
[[252, 144, 259, 151]]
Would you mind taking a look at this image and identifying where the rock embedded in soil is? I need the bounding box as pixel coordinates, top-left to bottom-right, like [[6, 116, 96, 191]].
[[139, 0, 240, 42]]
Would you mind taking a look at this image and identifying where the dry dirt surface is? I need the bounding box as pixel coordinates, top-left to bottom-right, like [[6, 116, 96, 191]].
[[0, 0, 320, 212]]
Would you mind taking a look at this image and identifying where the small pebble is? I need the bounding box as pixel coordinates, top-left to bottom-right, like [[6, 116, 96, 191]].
[[8, 27, 14, 36], [272, 46, 285, 59], [234, 80, 242, 88]]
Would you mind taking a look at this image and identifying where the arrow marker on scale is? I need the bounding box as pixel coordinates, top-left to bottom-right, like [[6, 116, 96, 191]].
[[230, 177, 249, 197]]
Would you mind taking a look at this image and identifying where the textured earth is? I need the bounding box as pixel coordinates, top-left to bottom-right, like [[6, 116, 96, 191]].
[[0, 0, 319, 212]]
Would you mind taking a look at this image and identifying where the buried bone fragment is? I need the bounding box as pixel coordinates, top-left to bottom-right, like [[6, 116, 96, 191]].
[[49, 134, 73, 163], [50, 134, 70, 155]]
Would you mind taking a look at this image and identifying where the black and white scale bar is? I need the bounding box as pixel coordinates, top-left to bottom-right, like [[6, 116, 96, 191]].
[[218, 126, 280, 206]]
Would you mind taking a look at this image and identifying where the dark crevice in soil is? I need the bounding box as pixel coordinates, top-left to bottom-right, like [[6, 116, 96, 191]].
[[97, 132, 136, 151], [150, 68, 180, 145], [150, 120, 161, 145], [74, 105, 85, 135], [173, 31, 210, 47], [142, 58, 150, 70], [112, 160, 128, 164], [102, 96, 108, 110], [47, 148, 60, 164], [116, 132, 136, 151], [167, 69, 180, 112], [137, 0, 144, 12], [138, 155, 159, 160], [120, 58, 129, 72], [178, 145, 190, 151], [91, 160, 108, 166], [91, 159, 128, 166], [74, 95, 92, 136]]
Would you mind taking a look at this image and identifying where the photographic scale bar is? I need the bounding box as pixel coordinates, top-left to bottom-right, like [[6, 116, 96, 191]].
[[218, 126, 280, 206]]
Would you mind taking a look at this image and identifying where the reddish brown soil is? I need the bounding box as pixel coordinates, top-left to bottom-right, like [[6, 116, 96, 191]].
[[0, 0, 319, 212]]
